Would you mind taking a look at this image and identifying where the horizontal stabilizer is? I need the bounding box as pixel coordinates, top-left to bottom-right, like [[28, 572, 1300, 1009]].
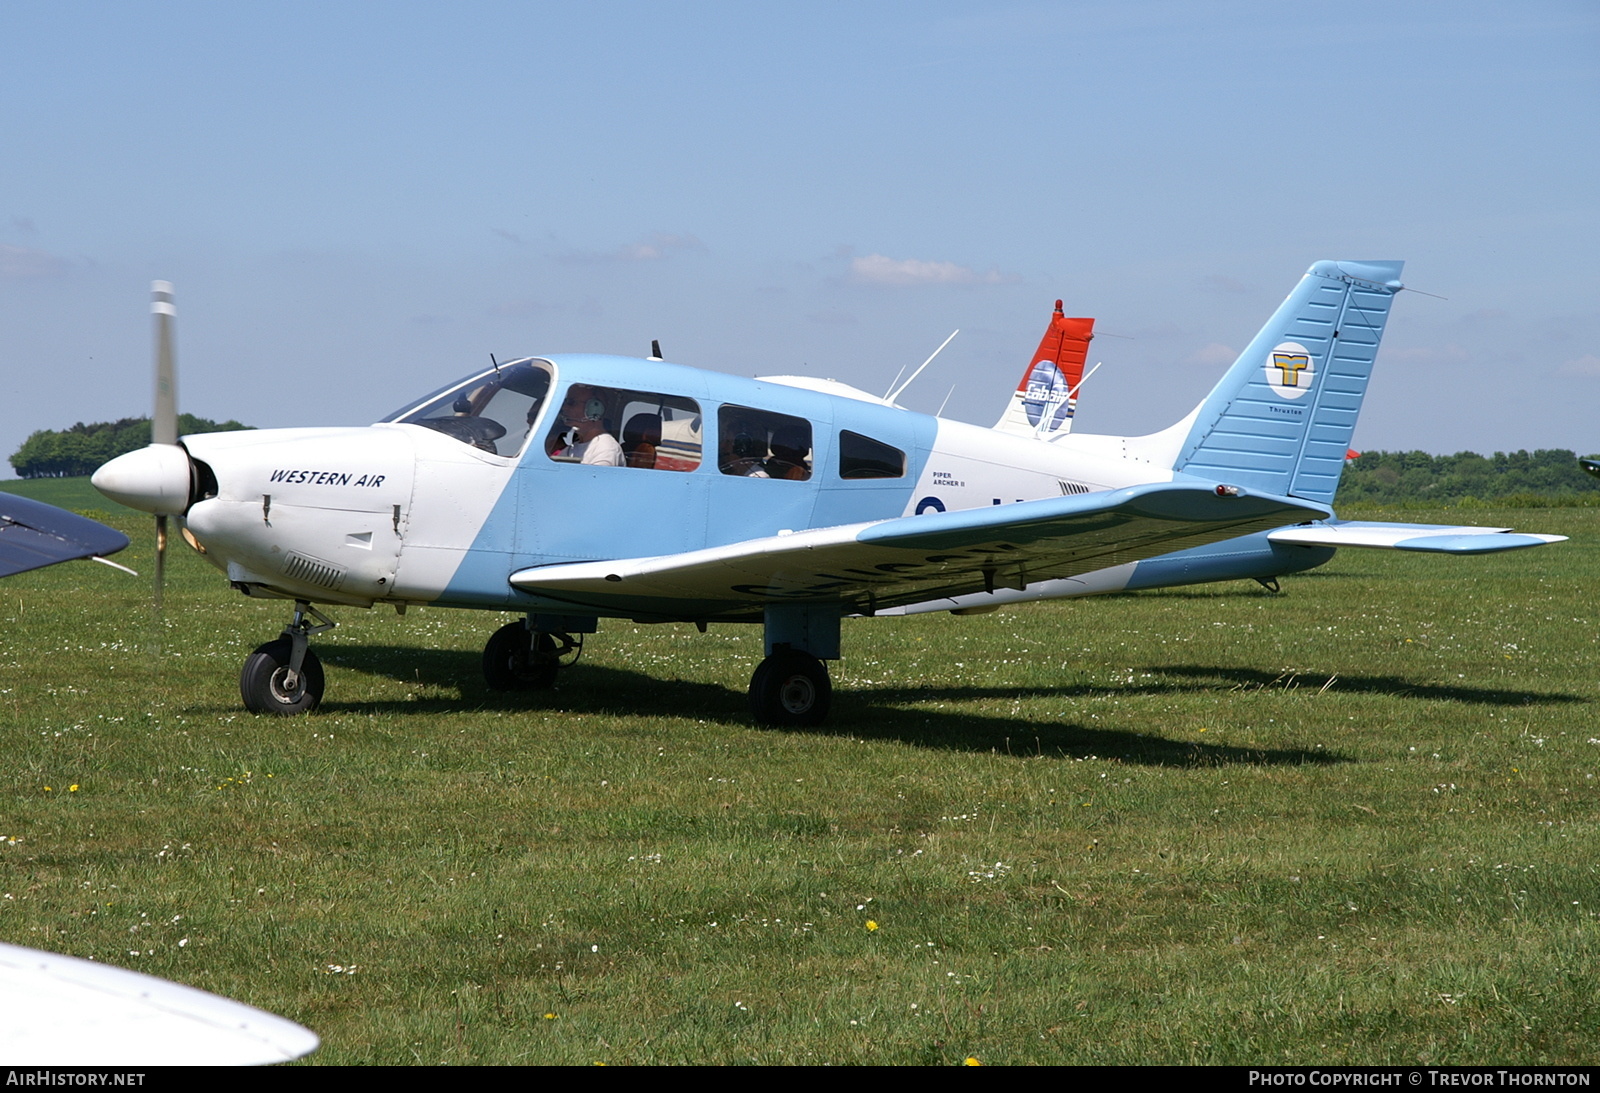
[[0, 494, 132, 579], [1268, 521, 1566, 555], [510, 483, 1328, 620]]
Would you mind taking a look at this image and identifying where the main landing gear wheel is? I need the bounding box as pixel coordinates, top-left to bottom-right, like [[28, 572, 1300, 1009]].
[[482, 622, 561, 690], [748, 649, 832, 727], [240, 638, 325, 716]]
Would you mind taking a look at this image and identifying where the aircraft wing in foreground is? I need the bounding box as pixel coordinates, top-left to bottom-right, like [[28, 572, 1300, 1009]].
[[0, 941, 317, 1065], [0, 492, 131, 579]]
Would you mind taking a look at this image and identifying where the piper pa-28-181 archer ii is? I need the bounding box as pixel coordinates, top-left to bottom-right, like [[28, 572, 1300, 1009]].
[[93, 261, 1563, 726]]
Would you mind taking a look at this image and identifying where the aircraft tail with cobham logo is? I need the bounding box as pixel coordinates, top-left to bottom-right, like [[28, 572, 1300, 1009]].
[[1170, 260, 1405, 506], [992, 302, 1095, 440]]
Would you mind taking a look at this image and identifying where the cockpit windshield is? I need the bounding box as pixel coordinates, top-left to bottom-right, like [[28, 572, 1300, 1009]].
[[383, 359, 555, 457]]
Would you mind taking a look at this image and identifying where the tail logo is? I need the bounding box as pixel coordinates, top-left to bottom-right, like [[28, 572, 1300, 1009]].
[[1265, 342, 1315, 401], [1022, 359, 1075, 430]]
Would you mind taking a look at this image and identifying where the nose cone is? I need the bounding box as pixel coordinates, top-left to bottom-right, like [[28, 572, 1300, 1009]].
[[92, 444, 192, 515]]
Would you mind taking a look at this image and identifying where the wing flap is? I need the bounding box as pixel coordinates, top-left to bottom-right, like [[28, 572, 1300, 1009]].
[[509, 483, 1327, 619], [1268, 521, 1566, 555]]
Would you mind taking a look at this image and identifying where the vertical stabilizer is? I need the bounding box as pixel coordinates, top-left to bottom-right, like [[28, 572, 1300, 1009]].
[[993, 303, 1094, 439], [1174, 260, 1403, 505]]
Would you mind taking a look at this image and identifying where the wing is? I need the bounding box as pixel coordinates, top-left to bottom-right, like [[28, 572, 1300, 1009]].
[[510, 482, 1329, 621], [1268, 521, 1565, 555], [0, 941, 318, 1065], [0, 493, 132, 579]]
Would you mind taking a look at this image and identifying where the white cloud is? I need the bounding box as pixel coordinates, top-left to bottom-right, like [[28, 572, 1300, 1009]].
[[557, 232, 705, 264], [1387, 344, 1472, 365], [1185, 342, 1237, 367], [1557, 353, 1600, 377], [1198, 273, 1247, 294], [616, 232, 702, 261], [0, 243, 68, 280], [849, 253, 1009, 286], [488, 297, 558, 318]]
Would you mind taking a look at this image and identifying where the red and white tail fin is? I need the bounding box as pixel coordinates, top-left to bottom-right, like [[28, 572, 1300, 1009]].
[[992, 302, 1094, 439]]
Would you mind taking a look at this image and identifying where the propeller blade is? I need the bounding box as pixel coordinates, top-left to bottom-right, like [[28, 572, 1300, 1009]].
[[154, 514, 167, 621], [151, 281, 178, 447], [150, 281, 177, 650]]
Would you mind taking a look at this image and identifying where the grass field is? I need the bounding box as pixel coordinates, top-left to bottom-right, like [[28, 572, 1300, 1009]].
[[1, 479, 1595, 1064]]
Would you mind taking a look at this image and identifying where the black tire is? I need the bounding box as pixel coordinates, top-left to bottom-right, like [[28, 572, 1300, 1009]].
[[483, 622, 558, 690], [240, 638, 324, 716], [748, 650, 832, 727]]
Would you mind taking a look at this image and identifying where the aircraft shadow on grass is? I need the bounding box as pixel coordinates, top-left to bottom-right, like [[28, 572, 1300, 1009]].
[[1147, 664, 1585, 708], [290, 644, 1346, 769]]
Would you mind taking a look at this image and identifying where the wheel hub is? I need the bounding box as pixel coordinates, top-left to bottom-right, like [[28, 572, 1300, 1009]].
[[777, 675, 815, 713], [269, 668, 305, 703]]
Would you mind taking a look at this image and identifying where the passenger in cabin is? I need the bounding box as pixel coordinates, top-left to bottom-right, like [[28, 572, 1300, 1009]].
[[721, 431, 770, 477], [622, 413, 661, 469], [765, 425, 811, 481]]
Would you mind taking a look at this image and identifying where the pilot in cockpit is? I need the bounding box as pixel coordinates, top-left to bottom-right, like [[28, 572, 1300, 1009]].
[[551, 385, 624, 467]]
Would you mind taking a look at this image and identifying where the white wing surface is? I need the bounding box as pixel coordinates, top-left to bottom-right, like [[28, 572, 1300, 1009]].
[[510, 482, 1329, 620], [0, 942, 318, 1065]]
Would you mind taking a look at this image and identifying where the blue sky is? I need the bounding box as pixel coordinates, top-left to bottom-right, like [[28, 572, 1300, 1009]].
[[3, 1, 1596, 470]]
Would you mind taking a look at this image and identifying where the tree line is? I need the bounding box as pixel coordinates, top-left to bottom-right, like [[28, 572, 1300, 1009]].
[[9, 416, 253, 478], [1337, 449, 1600, 505], [9, 419, 1596, 506]]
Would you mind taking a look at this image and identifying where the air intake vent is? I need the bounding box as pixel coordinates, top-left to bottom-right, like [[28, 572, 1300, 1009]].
[[1058, 480, 1092, 496], [283, 552, 345, 590]]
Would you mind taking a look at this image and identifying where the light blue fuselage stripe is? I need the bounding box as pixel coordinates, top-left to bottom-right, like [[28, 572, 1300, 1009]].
[[440, 357, 930, 608]]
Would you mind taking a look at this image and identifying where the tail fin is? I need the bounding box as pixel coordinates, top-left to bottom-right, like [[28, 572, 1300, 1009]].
[[992, 302, 1094, 439], [1173, 260, 1404, 505]]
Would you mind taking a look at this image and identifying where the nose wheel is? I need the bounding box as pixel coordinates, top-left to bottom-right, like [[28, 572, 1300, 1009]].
[[748, 649, 831, 727], [241, 601, 334, 715], [241, 639, 325, 714]]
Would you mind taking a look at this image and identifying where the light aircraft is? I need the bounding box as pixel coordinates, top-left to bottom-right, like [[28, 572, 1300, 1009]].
[[92, 262, 1563, 726]]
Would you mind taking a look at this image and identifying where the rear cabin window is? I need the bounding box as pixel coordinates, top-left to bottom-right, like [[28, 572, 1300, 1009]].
[[717, 406, 813, 481], [838, 430, 905, 479], [547, 384, 703, 471]]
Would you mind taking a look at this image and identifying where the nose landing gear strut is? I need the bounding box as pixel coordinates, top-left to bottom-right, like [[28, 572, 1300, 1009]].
[[240, 601, 335, 715]]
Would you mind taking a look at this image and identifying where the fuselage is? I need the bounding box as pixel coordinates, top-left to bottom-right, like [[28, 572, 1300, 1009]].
[[161, 353, 1331, 616]]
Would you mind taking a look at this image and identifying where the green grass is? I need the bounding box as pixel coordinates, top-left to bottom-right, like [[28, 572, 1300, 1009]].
[[0, 475, 144, 517], [1, 493, 1594, 1064]]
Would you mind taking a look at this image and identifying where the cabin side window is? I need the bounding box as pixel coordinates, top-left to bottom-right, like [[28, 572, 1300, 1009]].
[[838, 430, 905, 479], [717, 406, 813, 481], [392, 360, 554, 457], [546, 384, 703, 471]]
